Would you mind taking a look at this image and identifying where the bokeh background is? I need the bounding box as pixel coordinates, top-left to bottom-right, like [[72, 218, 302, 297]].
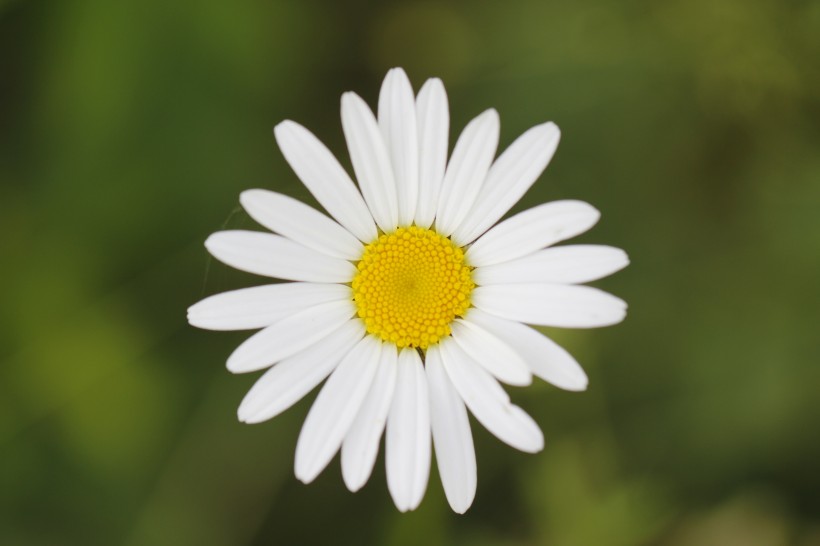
[[2, 0, 819, 544]]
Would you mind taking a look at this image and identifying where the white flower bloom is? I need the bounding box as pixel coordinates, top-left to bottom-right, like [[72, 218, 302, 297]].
[[188, 67, 628, 514]]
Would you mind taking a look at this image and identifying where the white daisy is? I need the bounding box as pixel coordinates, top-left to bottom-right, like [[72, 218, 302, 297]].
[[188, 68, 628, 513]]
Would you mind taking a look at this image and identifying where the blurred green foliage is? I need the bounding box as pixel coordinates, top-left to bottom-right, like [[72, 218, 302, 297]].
[[1, 0, 819, 544]]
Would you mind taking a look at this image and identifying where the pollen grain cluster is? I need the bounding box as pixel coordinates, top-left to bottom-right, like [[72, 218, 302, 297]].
[[352, 226, 474, 349]]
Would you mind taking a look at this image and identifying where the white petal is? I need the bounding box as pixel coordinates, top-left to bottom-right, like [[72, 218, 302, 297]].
[[386, 348, 431, 512], [294, 335, 382, 484], [341, 92, 399, 232], [414, 78, 449, 229], [473, 245, 629, 285], [226, 300, 356, 373], [452, 122, 561, 245], [206, 230, 356, 283], [341, 343, 398, 492], [425, 345, 476, 514], [439, 338, 544, 453], [450, 319, 532, 386], [466, 309, 588, 391], [187, 282, 352, 331], [472, 283, 627, 328], [465, 201, 600, 267], [274, 120, 377, 242], [378, 68, 419, 227], [435, 109, 499, 236], [237, 319, 366, 423], [240, 189, 363, 260]]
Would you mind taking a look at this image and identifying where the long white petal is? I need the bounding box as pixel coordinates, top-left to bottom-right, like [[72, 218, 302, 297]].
[[274, 120, 377, 242], [240, 189, 363, 260], [341, 343, 398, 492], [237, 319, 366, 423], [450, 319, 532, 386], [386, 348, 431, 512], [226, 300, 356, 373], [473, 245, 629, 285], [465, 201, 600, 267], [341, 92, 399, 232], [414, 78, 449, 229], [466, 309, 588, 391], [452, 122, 560, 245], [294, 335, 382, 484], [439, 338, 544, 453], [205, 230, 356, 283], [472, 283, 627, 328], [378, 68, 419, 227], [435, 109, 499, 236], [425, 345, 476, 514], [187, 282, 351, 331]]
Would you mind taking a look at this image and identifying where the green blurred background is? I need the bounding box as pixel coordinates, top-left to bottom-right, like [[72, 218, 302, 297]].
[[2, 0, 819, 544]]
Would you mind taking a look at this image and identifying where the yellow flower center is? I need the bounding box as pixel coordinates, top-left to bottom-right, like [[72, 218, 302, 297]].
[[352, 226, 474, 349]]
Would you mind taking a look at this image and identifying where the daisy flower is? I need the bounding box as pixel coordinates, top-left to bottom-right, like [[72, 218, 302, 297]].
[[188, 68, 628, 513]]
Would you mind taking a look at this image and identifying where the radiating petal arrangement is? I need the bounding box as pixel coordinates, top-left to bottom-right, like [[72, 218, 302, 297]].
[[188, 67, 629, 513]]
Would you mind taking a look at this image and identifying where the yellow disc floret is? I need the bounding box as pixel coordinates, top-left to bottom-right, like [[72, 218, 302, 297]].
[[352, 226, 474, 349]]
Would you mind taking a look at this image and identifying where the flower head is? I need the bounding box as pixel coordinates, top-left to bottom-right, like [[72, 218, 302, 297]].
[[188, 68, 628, 513]]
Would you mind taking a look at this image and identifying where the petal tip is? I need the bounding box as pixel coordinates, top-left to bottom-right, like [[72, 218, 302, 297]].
[[274, 119, 297, 137], [238, 188, 268, 209], [511, 375, 534, 387], [566, 377, 589, 392], [341, 91, 361, 106], [203, 232, 221, 252], [542, 120, 560, 133], [342, 473, 365, 493], [449, 497, 474, 514], [483, 108, 500, 123], [226, 352, 256, 374], [386, 66, 408, 80], [185, 311, 199, 327], [418, 78, 447, 101], [294, 459, 318, 484]]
